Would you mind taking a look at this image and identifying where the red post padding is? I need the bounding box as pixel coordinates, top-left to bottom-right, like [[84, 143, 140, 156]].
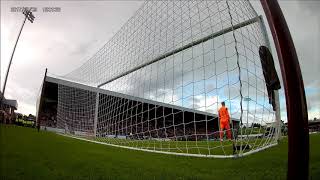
[[260, 0, 309, 179]]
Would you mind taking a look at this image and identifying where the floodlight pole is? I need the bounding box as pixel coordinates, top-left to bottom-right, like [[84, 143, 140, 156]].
[[1, 9, 35, 103], [260, 0, 309, 179]]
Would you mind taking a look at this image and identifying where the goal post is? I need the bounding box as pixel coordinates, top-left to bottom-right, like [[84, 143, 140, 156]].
[[94, 92, 99, 137], [260, 0, 309, 179], [274, 89, 281, 141], [37, 0, 288, 159]]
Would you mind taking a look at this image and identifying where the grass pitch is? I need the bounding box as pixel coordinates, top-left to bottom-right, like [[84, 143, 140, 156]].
[[1, 125, 319, 180], [92, 135, 275, 156]]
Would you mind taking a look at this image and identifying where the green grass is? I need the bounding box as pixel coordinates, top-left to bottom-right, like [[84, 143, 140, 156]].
[[1, 125, 319, 180], [91, 136, 275, 156]]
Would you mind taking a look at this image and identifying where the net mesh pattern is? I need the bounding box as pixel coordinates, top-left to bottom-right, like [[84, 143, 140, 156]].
[[55, 0, 279, 157], [57, 84, 96, 136]]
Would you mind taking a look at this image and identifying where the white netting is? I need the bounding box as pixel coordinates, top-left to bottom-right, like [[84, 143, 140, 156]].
[[55, 0, 280, 157], [57, 84, 96, 136]]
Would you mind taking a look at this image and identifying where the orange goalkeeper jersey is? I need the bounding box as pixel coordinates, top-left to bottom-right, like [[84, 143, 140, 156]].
[[218, 106, 230, 123]]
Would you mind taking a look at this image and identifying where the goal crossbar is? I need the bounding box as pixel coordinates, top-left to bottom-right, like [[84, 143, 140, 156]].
[[97, 15, 262, 88]]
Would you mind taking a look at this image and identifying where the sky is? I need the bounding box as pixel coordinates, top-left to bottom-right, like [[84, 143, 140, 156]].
[[0, 0, 319, 121]]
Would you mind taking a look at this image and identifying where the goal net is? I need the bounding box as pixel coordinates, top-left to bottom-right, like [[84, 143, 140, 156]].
[[51, 0, 281, 157]]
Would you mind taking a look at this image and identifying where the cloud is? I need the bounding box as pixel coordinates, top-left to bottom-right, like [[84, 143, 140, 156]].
[[251, 0, 320, 121], [4, 81, 37, 115], [193, 95, 218, 112], [1, 0, 318, 122], [280, 1, 320, 120], [1, 1, 143, 115]]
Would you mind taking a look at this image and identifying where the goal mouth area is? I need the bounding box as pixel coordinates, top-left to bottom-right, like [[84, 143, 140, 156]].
[[37, 75, 279, 158], [36, 1, 281, 158], [58, 132, 278, 158]]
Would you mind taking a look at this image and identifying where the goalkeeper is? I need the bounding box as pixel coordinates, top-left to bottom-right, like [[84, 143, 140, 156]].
[[218, 102, 232, 140]]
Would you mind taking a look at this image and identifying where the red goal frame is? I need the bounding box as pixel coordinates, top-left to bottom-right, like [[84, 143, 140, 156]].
[[260, 0, 309, 179]]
